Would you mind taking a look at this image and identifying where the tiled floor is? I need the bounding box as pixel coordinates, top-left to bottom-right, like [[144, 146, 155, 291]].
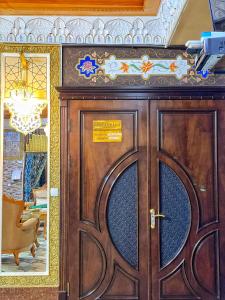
[[1, 233, 47, 273]]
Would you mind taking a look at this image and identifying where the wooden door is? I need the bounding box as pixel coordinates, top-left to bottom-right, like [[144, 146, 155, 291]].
[[67, 100, 149, 299], [150, 100, 225, 300]]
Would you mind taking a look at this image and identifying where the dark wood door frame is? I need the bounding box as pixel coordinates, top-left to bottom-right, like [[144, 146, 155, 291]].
[[57, 86, 225, 300]]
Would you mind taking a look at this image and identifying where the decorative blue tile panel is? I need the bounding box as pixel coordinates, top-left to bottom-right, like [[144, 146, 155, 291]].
[[107, 163, 138, 269], [160, 162, 191, 268], [76, 55, 99, 78]]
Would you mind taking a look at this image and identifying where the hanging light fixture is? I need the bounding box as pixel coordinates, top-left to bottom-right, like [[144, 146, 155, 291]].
[[4, 52, 48, 135]]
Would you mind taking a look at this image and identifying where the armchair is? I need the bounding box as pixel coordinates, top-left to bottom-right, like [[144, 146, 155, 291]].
[[31, 184, 48, 240], [32, 183, 47, 206], [2, 194, 39, 265]]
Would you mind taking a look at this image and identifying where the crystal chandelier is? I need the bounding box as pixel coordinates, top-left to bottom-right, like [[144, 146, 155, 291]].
[[4, 53, 47, 135]]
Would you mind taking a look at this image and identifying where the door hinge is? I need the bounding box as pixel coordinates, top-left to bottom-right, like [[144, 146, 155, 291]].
[[67, 281, 70, 297]]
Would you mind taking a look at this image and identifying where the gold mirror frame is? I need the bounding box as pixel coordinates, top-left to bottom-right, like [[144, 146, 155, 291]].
[[0, 44, 60, 287]]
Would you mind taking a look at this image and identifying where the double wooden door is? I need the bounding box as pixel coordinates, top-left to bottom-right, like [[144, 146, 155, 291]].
[[65, 99, 225, 300]]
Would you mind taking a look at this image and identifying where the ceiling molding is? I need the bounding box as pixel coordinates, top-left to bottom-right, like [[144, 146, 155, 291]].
[[0, 0, 188, 46]]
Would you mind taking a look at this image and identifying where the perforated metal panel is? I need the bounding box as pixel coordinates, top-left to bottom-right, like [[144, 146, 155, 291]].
[[107, 163, 138, 268], [160, 162, 191, 268]]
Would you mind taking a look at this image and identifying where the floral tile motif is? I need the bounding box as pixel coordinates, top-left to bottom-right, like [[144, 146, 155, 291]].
[[197, 70, 211, 79], [74, 50, 216, 84], [76, 55, 99, 78], [102, 55, 191, 80]]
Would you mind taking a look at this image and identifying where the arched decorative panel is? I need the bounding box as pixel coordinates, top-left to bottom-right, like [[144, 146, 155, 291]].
[[159, 162, 191, 268], [107, 162, 138, 269]]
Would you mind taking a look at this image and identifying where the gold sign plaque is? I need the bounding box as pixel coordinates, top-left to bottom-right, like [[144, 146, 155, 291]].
[[93, 120, 122, 143]]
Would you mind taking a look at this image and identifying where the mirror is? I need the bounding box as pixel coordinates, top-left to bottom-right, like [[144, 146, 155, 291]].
[[0, 53, 49, 275]]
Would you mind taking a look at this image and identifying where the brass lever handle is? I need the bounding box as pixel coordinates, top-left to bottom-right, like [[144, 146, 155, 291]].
[[150, 209, 165, 229], [155, 213, 166, 218]]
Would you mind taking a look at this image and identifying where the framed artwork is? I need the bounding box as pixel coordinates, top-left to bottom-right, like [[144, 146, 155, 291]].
[[3, 129, 23, 160]]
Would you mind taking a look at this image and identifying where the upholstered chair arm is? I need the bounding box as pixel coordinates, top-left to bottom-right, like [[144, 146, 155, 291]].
[[20, 217, 39, 231]]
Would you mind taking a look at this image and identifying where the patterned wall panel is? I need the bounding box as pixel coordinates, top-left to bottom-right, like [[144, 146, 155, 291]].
[[62, 46, 225, 87], [0, 287, 58, 300]]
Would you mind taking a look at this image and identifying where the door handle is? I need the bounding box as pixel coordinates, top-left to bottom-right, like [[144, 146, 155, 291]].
[[150, 208, 165, 229]]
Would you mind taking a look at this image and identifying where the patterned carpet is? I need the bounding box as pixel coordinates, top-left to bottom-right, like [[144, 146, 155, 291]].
[[1, 233, 47, 273]]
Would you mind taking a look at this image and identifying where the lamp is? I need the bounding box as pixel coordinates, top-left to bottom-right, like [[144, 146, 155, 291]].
[[4, 53, 48, 135]]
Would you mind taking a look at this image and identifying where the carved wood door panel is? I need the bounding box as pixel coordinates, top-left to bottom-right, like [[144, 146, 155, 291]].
[[150, 100, 225, 300], [68, 100, 149, 300], [66, 98, 225, 300]]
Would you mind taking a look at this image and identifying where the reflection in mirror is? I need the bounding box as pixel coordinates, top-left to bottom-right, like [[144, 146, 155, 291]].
[[0, 53, 49, 275]]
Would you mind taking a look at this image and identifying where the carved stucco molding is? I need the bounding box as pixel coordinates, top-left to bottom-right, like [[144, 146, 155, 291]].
[[0, 0, 188, 45]]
